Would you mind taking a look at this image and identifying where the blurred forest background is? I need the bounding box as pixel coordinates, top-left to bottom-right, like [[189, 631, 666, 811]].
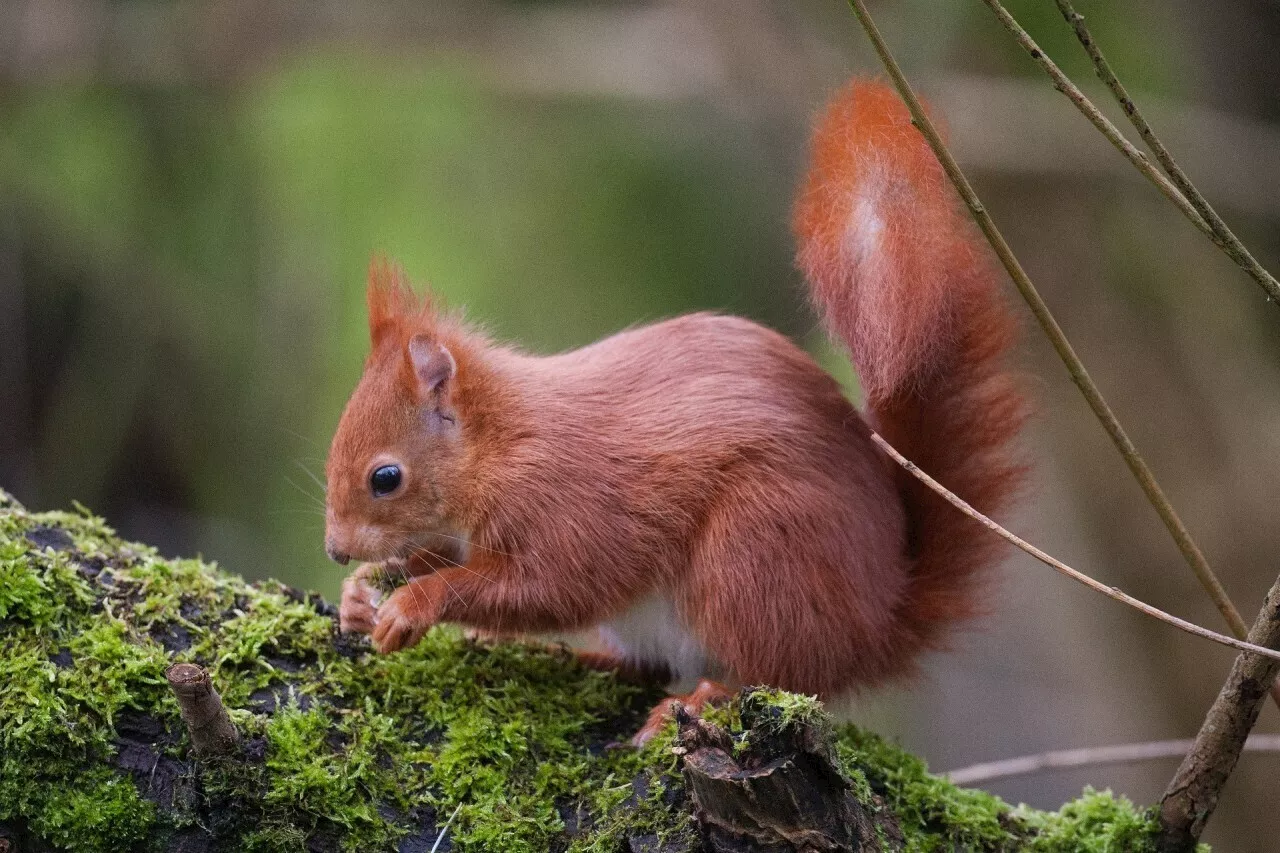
[[2, 0, 1279, 848]]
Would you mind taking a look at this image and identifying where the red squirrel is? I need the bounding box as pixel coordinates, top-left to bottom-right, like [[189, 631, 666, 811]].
[[324, 80, 1026, 744]]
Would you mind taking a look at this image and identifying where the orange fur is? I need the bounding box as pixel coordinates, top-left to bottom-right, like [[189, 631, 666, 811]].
[[325, 80, 1027, 721], [794, 81, 1028, 654], [633, 679, 735, 747]]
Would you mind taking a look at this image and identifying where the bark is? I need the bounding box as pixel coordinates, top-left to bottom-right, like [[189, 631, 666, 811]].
[[1157, 574, 1280, 851], [675, 704, 902, 852]]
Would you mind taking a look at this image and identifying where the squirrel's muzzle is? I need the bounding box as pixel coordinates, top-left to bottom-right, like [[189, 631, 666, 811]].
[[325, 539, 351, 565]]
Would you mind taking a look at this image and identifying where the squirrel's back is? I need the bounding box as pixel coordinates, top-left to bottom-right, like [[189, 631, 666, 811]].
[[487, 311, 907, 600], [533, 312, 860, 448]]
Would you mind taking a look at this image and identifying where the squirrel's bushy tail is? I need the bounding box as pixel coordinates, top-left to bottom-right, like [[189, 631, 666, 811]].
[[794, 80, 1027, 658]]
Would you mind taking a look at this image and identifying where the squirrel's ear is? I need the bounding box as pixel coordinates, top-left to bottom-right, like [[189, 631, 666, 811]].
[[407, 334, 456, 402], [367, 257, 421, 347]]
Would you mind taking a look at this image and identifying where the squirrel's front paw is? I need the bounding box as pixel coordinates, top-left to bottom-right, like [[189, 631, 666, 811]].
[[371, 581, 440, 653], [339, 563, 383, 634]]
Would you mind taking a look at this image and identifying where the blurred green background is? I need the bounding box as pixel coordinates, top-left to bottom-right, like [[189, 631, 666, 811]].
[[3, 0, 1280, 849], [1, 55, 804, 595]]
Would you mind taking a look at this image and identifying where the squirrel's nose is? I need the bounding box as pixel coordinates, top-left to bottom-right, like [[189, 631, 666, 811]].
[[325, 539, 351, 565]]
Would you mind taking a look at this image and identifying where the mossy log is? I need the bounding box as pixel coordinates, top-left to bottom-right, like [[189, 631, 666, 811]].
[[0, 489, 1167, 852]]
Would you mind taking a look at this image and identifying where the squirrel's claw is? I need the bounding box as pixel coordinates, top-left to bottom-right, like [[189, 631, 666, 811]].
[[369, 581, 438, 653], [338, 564, 383, 634]]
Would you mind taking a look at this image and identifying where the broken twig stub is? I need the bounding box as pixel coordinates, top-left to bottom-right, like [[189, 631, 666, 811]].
[[166, 662, 240, 755]]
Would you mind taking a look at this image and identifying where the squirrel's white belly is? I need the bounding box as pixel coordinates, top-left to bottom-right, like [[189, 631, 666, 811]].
[[596, 591, 724, 690]]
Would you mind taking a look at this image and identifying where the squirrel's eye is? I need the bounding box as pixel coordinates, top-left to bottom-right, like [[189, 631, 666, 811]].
[[369, 465, 402, 497]]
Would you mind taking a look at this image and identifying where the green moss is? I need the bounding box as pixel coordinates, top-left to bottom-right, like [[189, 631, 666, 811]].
[[0, 489, 1179, 852], [834, 725, 1175, 852], [836, 725, 1011, 850], [27, 770, 157, 853], [742, 687, 827, 731], [63, 620, 171, 726], [0, 533, 95, 629], [1017, 789, 1163, 852], [688, 688, 1170, 852], [0, 490, 694, 852]]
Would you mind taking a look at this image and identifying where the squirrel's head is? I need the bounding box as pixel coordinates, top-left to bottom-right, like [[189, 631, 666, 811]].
[[323, 260, 467, 565]]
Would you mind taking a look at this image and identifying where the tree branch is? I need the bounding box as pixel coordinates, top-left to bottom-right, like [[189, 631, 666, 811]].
[[1156, 573, 1280, 851]]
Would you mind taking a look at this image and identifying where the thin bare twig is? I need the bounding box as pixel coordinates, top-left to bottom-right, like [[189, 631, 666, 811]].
[[1052, 0, 1280, 305], [1157, 574, 1280, 851], [431, 804, 463, 853], [979, 0, 1280, 305], [976, 4, 1202, 232], [945, 734, 1280, 785], [844, 0, 1280, 707], [869, 433, 1280, 663]]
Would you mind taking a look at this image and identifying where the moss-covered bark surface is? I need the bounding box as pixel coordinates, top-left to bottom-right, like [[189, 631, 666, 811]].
[[0, 488, 1174, 852]]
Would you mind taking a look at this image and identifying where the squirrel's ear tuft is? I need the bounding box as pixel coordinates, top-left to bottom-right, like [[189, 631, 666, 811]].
[[407, 334, 456, 402], [367, 257, 430, 347]]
